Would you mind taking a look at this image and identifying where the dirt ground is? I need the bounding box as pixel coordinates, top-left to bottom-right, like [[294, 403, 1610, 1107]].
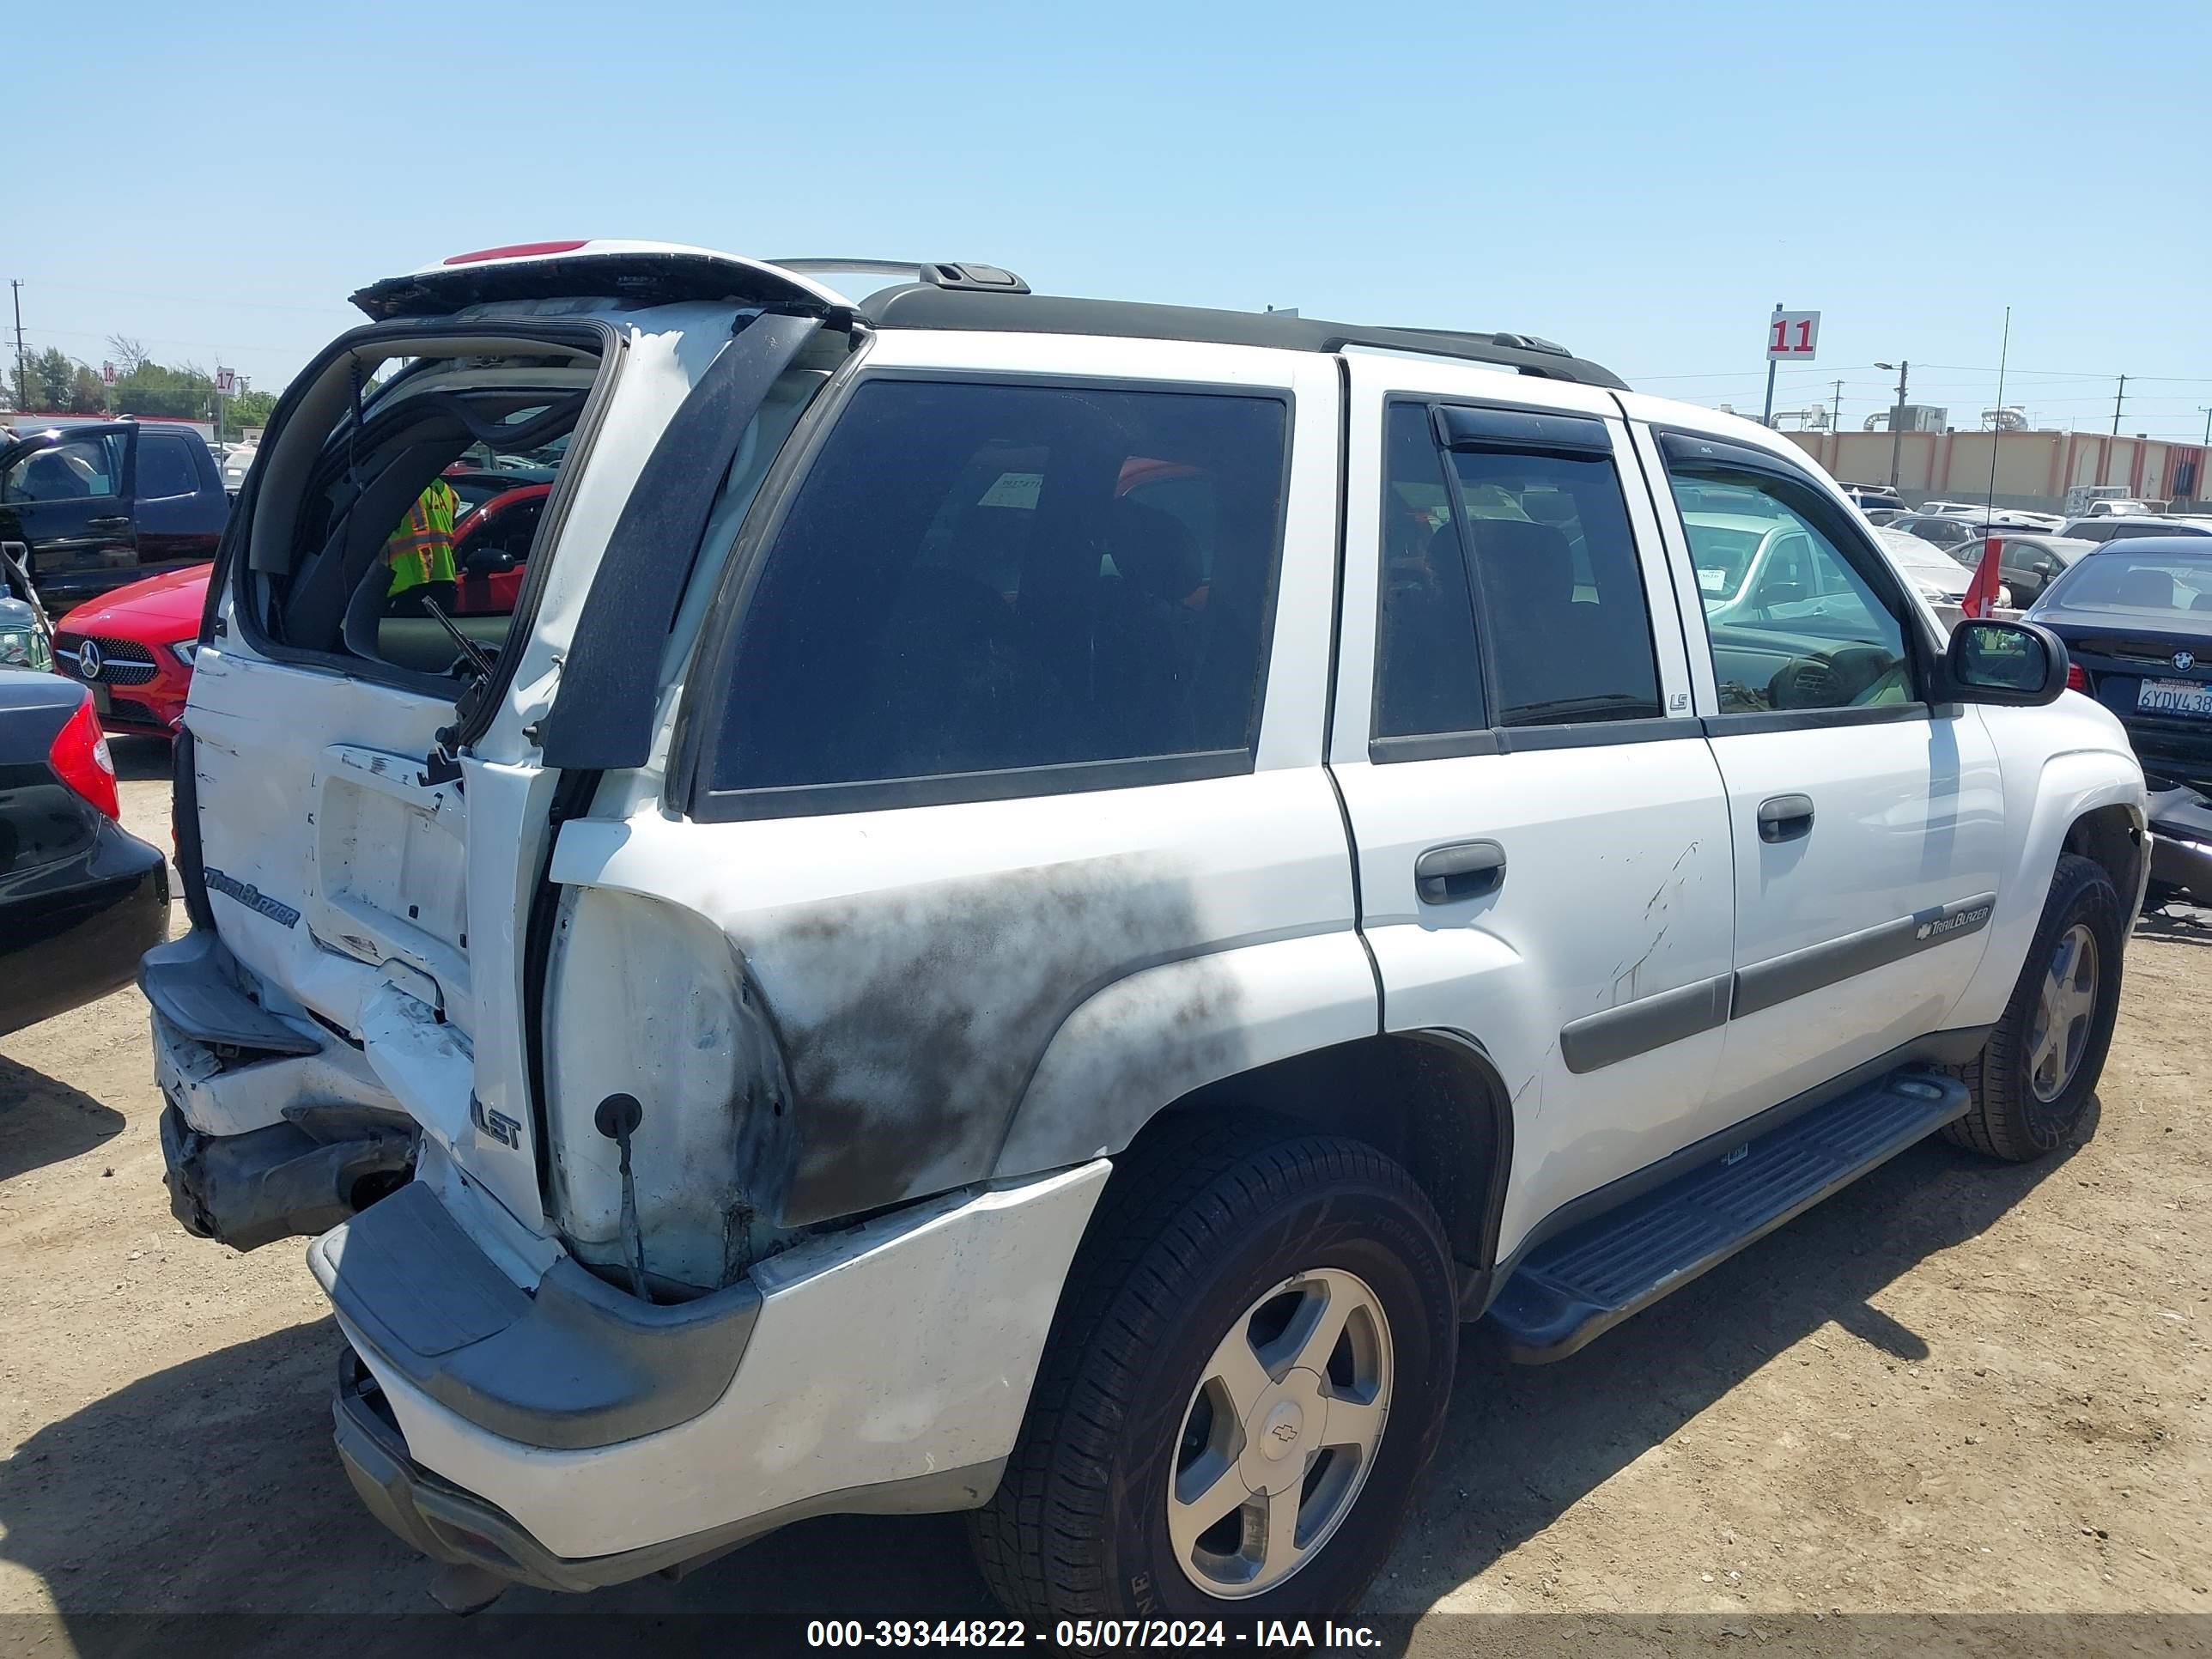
[[2, 738, 2208, 1656]]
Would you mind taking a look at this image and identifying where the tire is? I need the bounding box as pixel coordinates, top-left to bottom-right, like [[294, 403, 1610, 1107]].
[[1944, 852, 2124, 1161], [970, 1114, 1457, 1623]]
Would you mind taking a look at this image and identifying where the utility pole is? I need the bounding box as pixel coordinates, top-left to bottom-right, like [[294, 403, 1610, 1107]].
[[9, 280, 26, 416], [1876, 360, 1910, 489], [1984, 306, 2010, 516], [1760, 302, 1782, 427], [2112, 374, 2127, 435], [2198, 405, 2209, 447]]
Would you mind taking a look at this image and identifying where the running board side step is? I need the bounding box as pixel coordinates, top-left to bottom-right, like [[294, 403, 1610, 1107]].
[[1485, 1071, 1969, 1363]]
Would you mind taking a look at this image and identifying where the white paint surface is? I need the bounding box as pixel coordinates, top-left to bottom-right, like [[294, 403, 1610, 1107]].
[[352, 1160, 1109, 1560]]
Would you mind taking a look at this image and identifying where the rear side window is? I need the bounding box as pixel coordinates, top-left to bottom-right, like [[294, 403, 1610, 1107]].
[[1374, 403, 1486, 740], [1370, 402, 1663, 744], [1445, 440, 1662, 726], [137, 433, 199, 498], [708, 379, 1289, 808]]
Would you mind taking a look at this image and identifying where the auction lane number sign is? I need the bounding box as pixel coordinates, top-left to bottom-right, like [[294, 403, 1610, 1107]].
[[1767, 309, 1820, 360]]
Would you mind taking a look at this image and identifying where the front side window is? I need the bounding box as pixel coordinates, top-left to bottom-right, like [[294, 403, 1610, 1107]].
[[1669, 461, 1914, 714], [3, 434, 125, 502], [711, 379, 1288, 802]]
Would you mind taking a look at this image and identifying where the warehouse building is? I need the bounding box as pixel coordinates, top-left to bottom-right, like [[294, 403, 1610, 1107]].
[[1787, 427, 2208, 514]]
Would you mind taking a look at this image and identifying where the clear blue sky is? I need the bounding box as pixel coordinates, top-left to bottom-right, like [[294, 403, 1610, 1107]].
[[10, 0, 2211, 439]]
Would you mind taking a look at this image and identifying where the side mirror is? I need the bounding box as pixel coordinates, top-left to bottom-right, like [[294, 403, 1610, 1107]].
[[1945, 617, 2067, 707]]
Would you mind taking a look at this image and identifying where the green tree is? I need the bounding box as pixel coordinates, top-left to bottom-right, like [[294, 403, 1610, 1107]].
[[227, 389, 278, 437], [68, 365, 108, 414], [112, 359, 214, 421], [28, 347, 77, 410]]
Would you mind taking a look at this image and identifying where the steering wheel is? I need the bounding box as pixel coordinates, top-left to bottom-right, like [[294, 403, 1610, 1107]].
[[1769, 645, 1899, 710]]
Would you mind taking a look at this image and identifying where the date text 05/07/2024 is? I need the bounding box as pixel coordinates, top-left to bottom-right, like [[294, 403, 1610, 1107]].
[[805, 1619, 1383, 1649]]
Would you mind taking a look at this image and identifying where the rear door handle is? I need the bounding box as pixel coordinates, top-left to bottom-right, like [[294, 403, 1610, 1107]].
[[1757, 793, 1815, 842], [1415, 839, 1506, 903]]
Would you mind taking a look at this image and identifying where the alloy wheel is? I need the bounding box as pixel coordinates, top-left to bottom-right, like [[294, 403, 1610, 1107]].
[[1168, 1267, 1393, 1599], [2027, 921, 2098, 1104]]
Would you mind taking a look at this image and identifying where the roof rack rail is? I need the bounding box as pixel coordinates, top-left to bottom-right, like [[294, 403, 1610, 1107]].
[[1394, 326, 1573, 358], [854, 288, 1625, 389], [769, 258, 1030, 295]]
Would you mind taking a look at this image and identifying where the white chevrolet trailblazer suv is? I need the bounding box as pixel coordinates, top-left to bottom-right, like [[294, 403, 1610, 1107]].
[[145, 244, 2148, 1620]]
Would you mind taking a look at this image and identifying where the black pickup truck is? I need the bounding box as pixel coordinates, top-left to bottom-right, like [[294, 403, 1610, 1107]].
[[0, 421, 228, 614]]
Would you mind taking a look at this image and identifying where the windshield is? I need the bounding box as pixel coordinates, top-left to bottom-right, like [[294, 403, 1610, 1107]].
[[2047, 550, 2212, 618], [1878, 533, 1968, 583], [1904, 517, 1974, 549]]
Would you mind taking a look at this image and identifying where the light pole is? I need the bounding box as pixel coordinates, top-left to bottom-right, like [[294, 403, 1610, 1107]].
[[1875, 361, 1910, 489]]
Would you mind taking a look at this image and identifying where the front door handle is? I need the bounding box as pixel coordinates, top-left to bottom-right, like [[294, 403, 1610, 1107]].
[[85, 515, 131, 532], [1757, 793, 1815, 842], [1415, 839, 1506, 903]]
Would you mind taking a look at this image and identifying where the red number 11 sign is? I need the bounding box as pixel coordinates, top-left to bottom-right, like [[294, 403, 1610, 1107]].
[[1766, 310, 1820, 359]]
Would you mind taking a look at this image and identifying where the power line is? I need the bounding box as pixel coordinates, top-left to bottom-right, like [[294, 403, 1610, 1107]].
[[7, 276, 356, 318]]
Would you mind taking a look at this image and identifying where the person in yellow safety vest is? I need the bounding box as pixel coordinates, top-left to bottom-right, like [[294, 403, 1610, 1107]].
[[381, 477, 462, 616]]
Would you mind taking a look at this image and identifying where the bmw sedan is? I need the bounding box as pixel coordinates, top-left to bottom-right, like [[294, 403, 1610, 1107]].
[[2028, 537, 2212, 900]]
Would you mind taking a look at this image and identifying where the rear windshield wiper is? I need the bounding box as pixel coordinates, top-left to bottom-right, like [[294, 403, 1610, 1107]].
[[419, 596, 497, 684]]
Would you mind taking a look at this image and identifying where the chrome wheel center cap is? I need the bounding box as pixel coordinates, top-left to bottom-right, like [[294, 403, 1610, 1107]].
[[1238, 1369, 1327, 1496]]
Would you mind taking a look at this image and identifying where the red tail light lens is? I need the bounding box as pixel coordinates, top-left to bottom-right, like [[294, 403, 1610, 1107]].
[[442, 240, 589, 265], [49, 696, 120, 819], [2065, 662, 2088, 693]]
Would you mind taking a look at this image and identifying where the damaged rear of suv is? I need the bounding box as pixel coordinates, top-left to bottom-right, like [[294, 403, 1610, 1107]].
[[152, 242, 2144, 1621]]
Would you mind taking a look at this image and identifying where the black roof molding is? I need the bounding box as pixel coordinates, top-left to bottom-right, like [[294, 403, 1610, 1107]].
[[856, 286, 1626, 389]]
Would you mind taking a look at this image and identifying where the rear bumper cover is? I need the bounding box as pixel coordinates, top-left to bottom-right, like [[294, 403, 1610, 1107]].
[[0, 817, 167, 1039], [310, 1182, 763, 1451], [148, 930, 416, 1249], [333, 1347, 1006, 1594], [2147, 786, 2212, 896], [327, 1159, 1110, 1576]]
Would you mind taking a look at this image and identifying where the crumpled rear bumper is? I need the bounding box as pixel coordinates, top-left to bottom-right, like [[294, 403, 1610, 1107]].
[[327, 1158, 1110, 1583], [333, 1348, 683, 1593], [147, 929, 416, 1250], [2148, 786, 2212, 898], [159, 1099, 414, 1251]]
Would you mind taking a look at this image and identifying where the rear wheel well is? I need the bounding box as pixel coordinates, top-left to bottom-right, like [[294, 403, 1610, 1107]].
[[2063, 805, 2144, 910], [1127, 1031, 1509, 1290]]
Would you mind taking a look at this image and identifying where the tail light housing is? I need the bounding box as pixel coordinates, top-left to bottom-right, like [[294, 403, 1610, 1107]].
[[49, 696, 120, 819], [2065, 662, 2088, 693], [442, 240, 590, 265]]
